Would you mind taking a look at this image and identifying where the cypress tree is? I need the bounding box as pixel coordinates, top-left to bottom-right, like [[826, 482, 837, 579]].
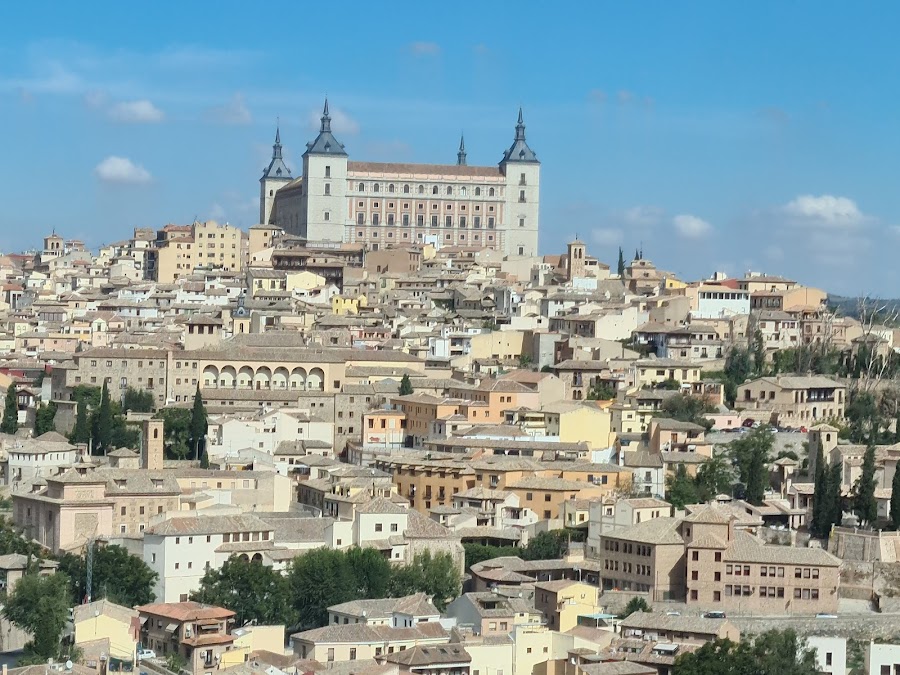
[[1, 384, 18, 435], [190, 385, 208, 461], [70, 399, 91, 444], [617, 247, 625, 278], [92, 381, 113, 453], [811, 445, 826, 537], [891, 466, 900, 530], [853, 444, 878, 527], [824, 462, 844, 532], [399, 374, 413, 396]]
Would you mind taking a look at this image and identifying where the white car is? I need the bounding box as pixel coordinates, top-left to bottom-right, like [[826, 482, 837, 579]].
[[137, 650, 156, 661]]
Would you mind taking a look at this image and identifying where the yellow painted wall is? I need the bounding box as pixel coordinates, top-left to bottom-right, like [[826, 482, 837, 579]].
[[74, 614, 136, 660]]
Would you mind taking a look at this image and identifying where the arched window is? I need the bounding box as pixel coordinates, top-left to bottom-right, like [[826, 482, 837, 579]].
[[403, 184, 410, 194], [358, 182, 365, 192], [388, 184, 395, 193], [489, 187, 495, 197], [474, 187, 481, 196], [460, 186, 467, 196], [432, 186, 439, 195], [446, 186, 452, 195], [417, 185, 424, 194], [373, 183, 380, 192]]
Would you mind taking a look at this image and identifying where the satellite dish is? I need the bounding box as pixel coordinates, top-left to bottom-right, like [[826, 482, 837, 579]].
[[65, 661, 73, 670]]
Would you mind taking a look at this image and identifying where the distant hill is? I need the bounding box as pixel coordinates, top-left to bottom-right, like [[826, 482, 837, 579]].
[[828, 295, 900, 321]]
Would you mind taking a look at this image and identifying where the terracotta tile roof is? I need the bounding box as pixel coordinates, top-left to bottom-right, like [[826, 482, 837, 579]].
[[136, 601, 235, 621]]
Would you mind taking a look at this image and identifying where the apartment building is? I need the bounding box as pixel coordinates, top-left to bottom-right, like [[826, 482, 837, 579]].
[[533, 580, 599, 632], [290, 621, 450, 664], [445, 591, 542, 637], [147, 221, 247, 283], [737, 375, 846, 425], [137, 602, 236, 674]]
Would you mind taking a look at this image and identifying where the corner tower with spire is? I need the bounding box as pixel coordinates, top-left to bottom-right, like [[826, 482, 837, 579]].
[[500, 107, 541, 257], [457, 134, 467, 166], [259, 124, 293, 225], [297, 98, 349, 241]]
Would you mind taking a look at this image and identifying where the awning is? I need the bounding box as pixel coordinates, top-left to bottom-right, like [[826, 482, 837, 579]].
[[654, 643, 679, 654], [139, 617, 149, 625], [198, 620, 220, 627], [164, 622, 178, 632]]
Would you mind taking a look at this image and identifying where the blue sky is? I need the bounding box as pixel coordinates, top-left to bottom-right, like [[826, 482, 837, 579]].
[[0, 2, 896, 295]]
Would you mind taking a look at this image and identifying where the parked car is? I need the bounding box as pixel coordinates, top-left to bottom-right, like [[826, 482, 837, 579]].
[[703, 611, 727, 619], [137, 650, 156, 661]]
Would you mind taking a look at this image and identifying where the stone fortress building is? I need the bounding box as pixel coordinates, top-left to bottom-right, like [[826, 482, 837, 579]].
[[260, 100, 540, 257]]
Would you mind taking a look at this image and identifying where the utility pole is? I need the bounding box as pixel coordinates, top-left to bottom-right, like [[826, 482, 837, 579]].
[[85, 538, 94, 603]]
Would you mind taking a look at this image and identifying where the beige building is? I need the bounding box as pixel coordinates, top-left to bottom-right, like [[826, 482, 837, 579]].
[[534, 580, 600, 632], [266, 101, 540, 257], [290, 621, 449, 664], [137, 602, 236, 674], [736, 375, 846, 424], [73, 599, 139, 661], [147, 221, 247, 283]]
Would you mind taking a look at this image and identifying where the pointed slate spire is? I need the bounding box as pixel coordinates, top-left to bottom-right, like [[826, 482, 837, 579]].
[[501, 107, 539, 164], [457, 134, 467, 166], [262, 122, 292, 180], [305, 97, 347, 156]]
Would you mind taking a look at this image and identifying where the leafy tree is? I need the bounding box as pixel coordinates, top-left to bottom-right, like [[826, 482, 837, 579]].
[[399, 374, 414, 396], [199, 447, 210, 469], [659, 393, 715, 429], [522, 531, 568, 560], [845, 391, 886, 444], [166, 653, 188, 674], [155, 407, 193, 459], [70, 399, 91, 444], [891, 465, 900, 530], [695, 454, 734, 502], [57, 543, 157, 607], [122, 387, 155, 413], [190, 385, 208, 461], [1, 384, 18, 434], [722, 347, 753, 406], [0, 516, 45, 558], [518, 354, 533, 369], [34, 401, 58, 436], [388, 551, 460, 611], [617, 247, 625, 278], [657, 377, 682, 391], [853, 444, 877, 527], [587, 382, 616, 401], [619, 597, 651, 618], [666, 464, 699, 509], [729, 427, 773, 504], [3, 572, 71, 662], [674, 630, 817, 675], [288, 548, 357, 628], [192, 556, 294, 627], [91, 380, 113, 453], [817, 462, 845, 535], [346, 547, 392, 599], [810, 444, 829, 538], [73, 384, 102, 408]]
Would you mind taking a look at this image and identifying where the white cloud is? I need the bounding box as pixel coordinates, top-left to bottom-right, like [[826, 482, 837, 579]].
[[409, 41, 440, 56], [591, 228, 623, 246], [205, 93, 252, 125], [109, 99, 164, 123], [94, 156, 152, 185], [783, 194, 865, 228], [673, 214, 713, 238], [83, 89, 108, 109], [622, 205, 664, 227], [308, 105, 360, 135]]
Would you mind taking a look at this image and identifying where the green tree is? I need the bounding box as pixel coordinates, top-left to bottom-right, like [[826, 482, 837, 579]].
[[674, 630, 817, 675], [722, 347, 753, 406], [155, 408, 193, 459], [91, 380, 113, 454], [463, 544, 519, 570], [388, 551, 460, 611], [657, 377, 682, 391], [165, 653, 188, 674], [695, 454, 734, 502], [70, 399, 91, 444], [122, 387, 155, 413], [199, 447, 210, 469], [846, 391, 885, 444], [810, 444, 829, 538], [729, 427, 773, 504], [617, 247, 625, 278], [3, 572, 71, 662], [891, 463, 900, 529], [57, 543, 157, 607], [0, 516, 45, 558], [1, 384, 18, 434], [192, 556, 294, 627], [659, 393, 715, 429], [346, 547, 392, 599], [288, 548, 357, 628], [853, 444, 878, 527], [666, 464, 698, 509], [34, 401, 58, 436], [399, 374, 414, 396], [587, 382, 616, 401], [189, 385, 208, 461], [522, 531, 568, 560], [752, 328, 766, 375], [619, 597, 651, 619]]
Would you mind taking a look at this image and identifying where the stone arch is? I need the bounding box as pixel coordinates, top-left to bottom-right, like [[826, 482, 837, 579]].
[[220, 366, 236, 388], [254, 366, 272, 390], [272, 367, 290, 389], [203, 365, 219, 388], [238, 366, 254, 388], [251, 553, 263, 564], [307, 367, 325, 391], [289, 367, 307, 389]]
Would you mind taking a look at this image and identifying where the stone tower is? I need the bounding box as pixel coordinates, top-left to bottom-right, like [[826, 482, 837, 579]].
[[142, 418, 165, 471], [567, 240, 587, 281], [259, 125, 292, 225], [500, 107, 541, 257], [300, 98, 348, 243]]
